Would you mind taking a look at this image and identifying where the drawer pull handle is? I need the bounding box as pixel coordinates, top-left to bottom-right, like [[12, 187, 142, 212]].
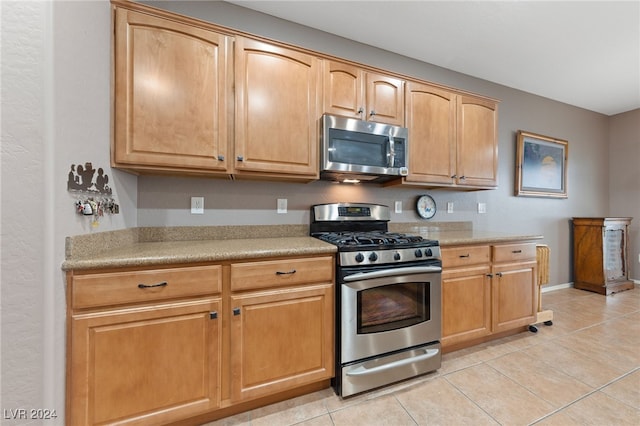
[[496, 272, 503, 277], [210, 311, 218, 320], [459, 254, 470, 258], [137, 281, 168, 289], [486, 274, 493, 278], [233, 308, 241, 316], [512, 250, 522, 254], [276, 269, 297, 275]]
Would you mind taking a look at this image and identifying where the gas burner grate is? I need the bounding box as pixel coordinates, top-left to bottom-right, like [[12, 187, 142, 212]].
[[314, 231, 425, 248]]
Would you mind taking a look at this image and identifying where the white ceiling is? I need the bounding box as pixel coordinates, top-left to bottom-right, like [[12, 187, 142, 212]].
[[226, 0, 640, 116]]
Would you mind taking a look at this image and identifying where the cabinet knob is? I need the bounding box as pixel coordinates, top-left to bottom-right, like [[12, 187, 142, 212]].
[[210, 311, 218, 319], [486, 274, 493, 278], [369, 110, 376, 117], [237, 156, 244, 162], [451, 174, 457, 179], [217, 155, 225, 161], [357, 107, 364, 115], [496, 272, 503, 277], [460, 175, 466, 180], [233, 307, 241, 316]]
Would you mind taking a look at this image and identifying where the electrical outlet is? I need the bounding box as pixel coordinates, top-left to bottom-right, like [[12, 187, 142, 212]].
[[277, 198, 287, 214], [395, 201, 402, 213], [478, 203, 487, 214], [190, 197, 204, 214], [447, 202, 454, 213]]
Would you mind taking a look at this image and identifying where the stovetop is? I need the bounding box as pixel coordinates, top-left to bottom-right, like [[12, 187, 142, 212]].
[[312, 231, 434, 249], [310, 203, 440, 266]]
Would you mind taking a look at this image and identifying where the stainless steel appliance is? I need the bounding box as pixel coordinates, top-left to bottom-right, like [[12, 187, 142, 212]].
[[310, 203, 441, 397], [320, 114, 409, 183]]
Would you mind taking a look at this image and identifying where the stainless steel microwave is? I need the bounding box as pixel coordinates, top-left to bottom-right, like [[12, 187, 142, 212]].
[[320, 114, 409, 183]]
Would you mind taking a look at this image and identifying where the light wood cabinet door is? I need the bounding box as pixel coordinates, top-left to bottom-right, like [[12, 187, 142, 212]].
[[365, 72, 405, 126], [491, 261, 537, 333], [323, 61, 364, 118], [230, 284, 334, 402], [323, 60, 404, 125], [68, 298, 221, 426], [234, 37, 320, 178], [441, 265, 492, 347], [113, 7, 230, 173], [405, 81, 456, 184], [401, 84, 497, 189], [456, 95, 498, 187]]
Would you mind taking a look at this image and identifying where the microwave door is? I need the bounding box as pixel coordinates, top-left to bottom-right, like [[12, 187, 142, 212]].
[[327, 130, 389, 171]]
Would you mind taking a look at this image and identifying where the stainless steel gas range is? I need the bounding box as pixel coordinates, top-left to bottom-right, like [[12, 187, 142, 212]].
[[310, 203, 442, 397]]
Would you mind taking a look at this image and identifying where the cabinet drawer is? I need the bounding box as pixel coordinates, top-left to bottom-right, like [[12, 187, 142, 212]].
[[441, 246, 490, 268], [231, 256, 334, 291], [71, 265, 222, 309], [492, 243, 536, 263]]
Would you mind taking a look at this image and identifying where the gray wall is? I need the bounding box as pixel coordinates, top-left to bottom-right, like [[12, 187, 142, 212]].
[[609, 109, 640, 280], [0, 0, 637, 421]]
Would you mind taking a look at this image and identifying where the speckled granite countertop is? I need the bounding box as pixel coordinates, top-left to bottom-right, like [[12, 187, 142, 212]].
[[62, 223, 543, 271], [389, 224, 543, 246]]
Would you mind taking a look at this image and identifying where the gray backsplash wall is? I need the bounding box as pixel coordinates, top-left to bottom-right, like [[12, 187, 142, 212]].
[[138, 1, 640, 286]]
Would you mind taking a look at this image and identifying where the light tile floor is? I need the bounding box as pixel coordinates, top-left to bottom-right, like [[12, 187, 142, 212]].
[[205, 287, 640, 425]]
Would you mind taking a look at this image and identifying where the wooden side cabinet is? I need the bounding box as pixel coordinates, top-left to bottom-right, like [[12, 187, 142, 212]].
[[573, 217, 634, 295]]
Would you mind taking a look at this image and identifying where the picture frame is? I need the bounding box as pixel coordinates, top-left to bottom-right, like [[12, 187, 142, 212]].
[[515, 130, 568, 198]]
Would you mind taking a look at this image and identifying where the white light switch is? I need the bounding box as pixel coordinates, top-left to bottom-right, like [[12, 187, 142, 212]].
[[447, 202, 454, 213], [394, 201, 402, 213], [478, 203, 487, 214]]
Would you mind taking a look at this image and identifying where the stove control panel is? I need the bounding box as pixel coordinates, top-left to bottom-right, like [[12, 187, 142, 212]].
[[339, 246, 441, 266]]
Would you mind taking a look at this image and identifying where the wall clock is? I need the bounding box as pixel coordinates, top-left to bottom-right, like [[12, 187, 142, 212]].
[[416, 195, 436, 219]]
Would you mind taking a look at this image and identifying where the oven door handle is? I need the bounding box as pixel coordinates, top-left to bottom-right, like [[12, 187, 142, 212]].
[[343, 266, 442, 282], [346, 348, 440, 377]]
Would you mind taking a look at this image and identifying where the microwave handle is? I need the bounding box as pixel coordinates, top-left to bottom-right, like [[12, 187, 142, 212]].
[[387, 134, 396, 168]]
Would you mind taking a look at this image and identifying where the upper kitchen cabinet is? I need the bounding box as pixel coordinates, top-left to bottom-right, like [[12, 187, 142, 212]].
[[399, 81, 498, 189], [323, 61, 405, 126], [456, 94, 498, 188], [234, 37, 321, 180], [112, 5, 231, 175]]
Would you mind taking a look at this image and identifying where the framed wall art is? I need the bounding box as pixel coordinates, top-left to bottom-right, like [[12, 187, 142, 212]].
[[515, 130, 568, 198]]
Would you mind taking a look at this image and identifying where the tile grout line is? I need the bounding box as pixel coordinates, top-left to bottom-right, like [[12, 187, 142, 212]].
[[528, 367, 640, 425]]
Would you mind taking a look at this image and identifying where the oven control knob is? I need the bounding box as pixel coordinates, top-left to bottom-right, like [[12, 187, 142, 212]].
[[369, 252, 378, 262], [394, 252, 401, 261], [425, 248, 433, 257], [414, 249, 423, 258], [355, 253, 365, 263]]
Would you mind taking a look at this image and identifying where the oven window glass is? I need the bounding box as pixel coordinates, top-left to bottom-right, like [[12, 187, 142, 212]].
[[357, 282, 429, 334]]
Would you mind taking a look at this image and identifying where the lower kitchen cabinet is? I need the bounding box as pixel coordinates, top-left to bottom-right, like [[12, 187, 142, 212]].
[[491, 246, 537, 333], [441, 242, 538, 351], [66, 265, 223, 426], [66, 255, 334, 425], [441, 245, 491, 347], [230, 283, 334, 402], [442, 264, 492, 347], [69, 299, 222, 426]]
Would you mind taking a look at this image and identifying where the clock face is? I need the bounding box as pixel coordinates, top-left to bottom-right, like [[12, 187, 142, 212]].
[[416, 195, 436, 219]]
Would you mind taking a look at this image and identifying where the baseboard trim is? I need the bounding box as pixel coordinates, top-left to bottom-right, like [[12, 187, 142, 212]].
[[542, 281, 640, 292], [541, 282, 574, 293]]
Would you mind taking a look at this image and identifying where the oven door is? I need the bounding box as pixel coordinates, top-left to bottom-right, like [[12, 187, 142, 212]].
[[340, 265, 441, 364]]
